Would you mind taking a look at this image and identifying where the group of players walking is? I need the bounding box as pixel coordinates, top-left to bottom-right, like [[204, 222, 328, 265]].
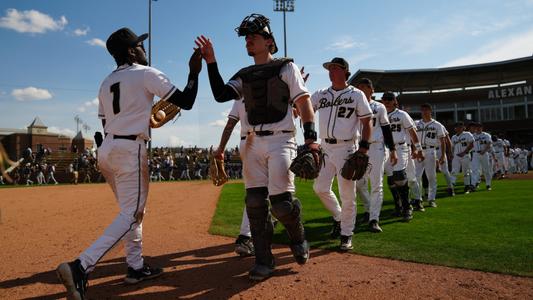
[[55, 13, 523, 300]]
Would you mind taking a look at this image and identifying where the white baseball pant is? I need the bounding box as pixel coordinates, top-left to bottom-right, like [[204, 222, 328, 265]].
[[406, 149, 422, 200], [313, 141, 357, 236], [471, 152, 492, 187], [356, 143, 388, 222], [451, 154, 472, 187], [240, 133, 297, 195], [415, 148, 437, 201], [79, 136, 149, 272], [239, 207, 251, 237]]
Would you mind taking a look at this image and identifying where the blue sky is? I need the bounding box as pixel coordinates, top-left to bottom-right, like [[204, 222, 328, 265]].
[[1, 0, 532, 148]]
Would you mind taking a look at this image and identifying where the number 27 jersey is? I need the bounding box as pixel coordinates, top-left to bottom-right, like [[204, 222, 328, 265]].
[[311, 85, 372, 140], [98, 63, 176, 139]]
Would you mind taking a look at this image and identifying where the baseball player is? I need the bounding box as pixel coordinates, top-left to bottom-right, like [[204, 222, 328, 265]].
[[518, 147, 529, 173], [492, 135, 506, 178], [56, 28, 202, 300], [311, 58, 372, 247], [382, 92, 425, 221], [450, 122, 475, 193], [438, 129, 455, 196], [471, 123, 493, 190], [503, 138, 511, 174], [415, 103, 447, 208], [353, 80, 397, 231], [196, 14, 316, 281], [213, 99, 255, 257]]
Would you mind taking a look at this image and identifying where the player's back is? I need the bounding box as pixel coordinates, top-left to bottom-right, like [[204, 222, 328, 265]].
[[99, 64, 159, 138]]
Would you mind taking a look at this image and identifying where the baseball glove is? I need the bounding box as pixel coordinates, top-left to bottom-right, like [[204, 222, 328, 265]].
[[0, 143, 23, 183], [340, 151, 369, 181], [289, 144, 324, 180], [150, 100, 181, 128], [210, 155, 228, 186]]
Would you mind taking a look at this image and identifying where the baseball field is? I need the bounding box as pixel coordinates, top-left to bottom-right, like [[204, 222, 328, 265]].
[[0, 177, 532, 299]]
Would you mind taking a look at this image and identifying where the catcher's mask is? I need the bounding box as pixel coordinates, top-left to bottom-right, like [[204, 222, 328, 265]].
[[235, 13, 278, 54]]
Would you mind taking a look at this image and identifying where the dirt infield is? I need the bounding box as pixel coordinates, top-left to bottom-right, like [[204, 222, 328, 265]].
[[0, 182, 531, 299]]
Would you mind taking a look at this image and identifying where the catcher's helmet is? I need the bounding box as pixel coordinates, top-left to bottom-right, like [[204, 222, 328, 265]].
[[235, 14, 278, 54]]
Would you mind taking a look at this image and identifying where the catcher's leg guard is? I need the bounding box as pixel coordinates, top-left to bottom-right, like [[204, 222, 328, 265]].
[[245, 187, 274, 266], [393, 170, 411, 211], [270, 192, 306, 244], [387, 176, 402, 215]]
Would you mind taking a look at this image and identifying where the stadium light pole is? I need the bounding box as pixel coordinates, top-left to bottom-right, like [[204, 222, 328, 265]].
[[148, 0, 154, 158], [273, 0, 295, 57]]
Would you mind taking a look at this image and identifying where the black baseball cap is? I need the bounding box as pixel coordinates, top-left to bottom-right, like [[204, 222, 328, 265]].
[[381, 91, 396, 101], [454, 122, 465, 128], [106, 27, 148, 57], [323, 57, 350, 72], [356, 77, 373, 88]]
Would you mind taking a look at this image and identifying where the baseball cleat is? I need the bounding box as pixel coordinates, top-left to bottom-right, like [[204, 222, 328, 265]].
[[402, 209, 413, 222], [339, 235, 353, 251], [330, 219, 341, 239], [412, 200, 425, 212], [249, 263, 275, 281], [368, 220, 383, 233], [124, 264, 163, 284], [56, 259, 88, 300], [290, 240, 310, 265], [487, 185, 492, 191], [235, 235, 255, 257], [428, 200, 437, 208]]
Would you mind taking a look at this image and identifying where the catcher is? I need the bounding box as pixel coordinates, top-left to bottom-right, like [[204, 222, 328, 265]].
[[310, 57, 372, 251]]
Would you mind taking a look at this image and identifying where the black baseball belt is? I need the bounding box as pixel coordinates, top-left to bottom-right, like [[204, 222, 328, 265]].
[[113, 134, 147, 144], [241, 130, 293, 140], [324, 138, 353, 144]]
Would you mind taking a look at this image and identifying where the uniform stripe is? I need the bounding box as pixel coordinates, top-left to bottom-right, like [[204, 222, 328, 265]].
[[160, 85, 176, 102], [86, 143, 143, 270]]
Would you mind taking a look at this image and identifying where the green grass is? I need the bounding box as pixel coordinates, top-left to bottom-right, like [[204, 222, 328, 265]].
[[209, 175, 533, 277]]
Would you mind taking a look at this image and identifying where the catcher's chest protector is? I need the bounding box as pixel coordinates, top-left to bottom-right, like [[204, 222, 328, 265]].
[[235, 58, 292, 126]]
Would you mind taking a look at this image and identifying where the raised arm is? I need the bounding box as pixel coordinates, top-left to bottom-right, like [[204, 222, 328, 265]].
[[167, 49, 202, 110], [195, 35, 238, 102]]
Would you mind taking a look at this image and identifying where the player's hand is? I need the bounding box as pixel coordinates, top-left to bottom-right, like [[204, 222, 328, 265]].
[[458, 152, 465, 158], [194, 35, 216, 64], [300, 66, 310, 83], [438, 156, 445, 164], [189, 48, 202, 75], [356, 148, 368, 155], [417, 150, 425, 161], [390, 150, 398, 166]]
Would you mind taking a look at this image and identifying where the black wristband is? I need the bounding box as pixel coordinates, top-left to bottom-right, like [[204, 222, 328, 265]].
[[303, 122, 317, 141], [358, 140, 370, 150]]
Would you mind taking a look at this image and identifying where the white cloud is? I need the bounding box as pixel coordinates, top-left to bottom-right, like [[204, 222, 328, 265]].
[[73, 27, 89, 36], [48, 126, 75, 137], [168, 135, 191, 147], [442, 29, 533, 67], [0, 8, 67, 34], [208, 109, 231, 127], [86, 38, 105, 48], [12, 86, 52, 101], [77, 97, 98, 112], [326, 36, 364, 52]]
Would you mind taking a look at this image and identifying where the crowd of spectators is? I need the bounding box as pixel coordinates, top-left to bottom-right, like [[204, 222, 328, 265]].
[[0, 145, 243, 186]]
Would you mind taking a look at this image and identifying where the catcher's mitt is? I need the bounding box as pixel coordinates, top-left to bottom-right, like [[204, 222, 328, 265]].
[[150, 100, 181, 128], [340, 151, 369, 181], [289, 144, 324, 180], [210, 155, 228, 186]]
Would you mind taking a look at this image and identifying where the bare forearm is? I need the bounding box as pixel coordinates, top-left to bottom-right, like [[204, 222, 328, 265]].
[[360, 118, 371, 142], [408, 128, 419, 144], [294, 96, 314, 123], [217, 120, 237, 151]]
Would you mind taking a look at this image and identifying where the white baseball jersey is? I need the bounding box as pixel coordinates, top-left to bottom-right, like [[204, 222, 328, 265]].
[[227, 62, 309, 132], [452, 132, 475, 155], [387, 108, 415, 144], [228, 99, 250, 136], [474, 132, 492, 152], [415, 119, 446, 147], [368, 100, 389, 143], [503, 139, 511, 148], [310, 86, 372, 140], [493, 139, 504, 153], [98, 63, 176, 140]]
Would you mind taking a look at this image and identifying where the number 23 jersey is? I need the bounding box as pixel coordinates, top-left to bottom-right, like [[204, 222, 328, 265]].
[[98, 63, 176, 139], [311, 85, 372, 141]]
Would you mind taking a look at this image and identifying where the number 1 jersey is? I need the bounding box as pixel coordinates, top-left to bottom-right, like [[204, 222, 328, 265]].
[[98, 63, 176, 139]]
